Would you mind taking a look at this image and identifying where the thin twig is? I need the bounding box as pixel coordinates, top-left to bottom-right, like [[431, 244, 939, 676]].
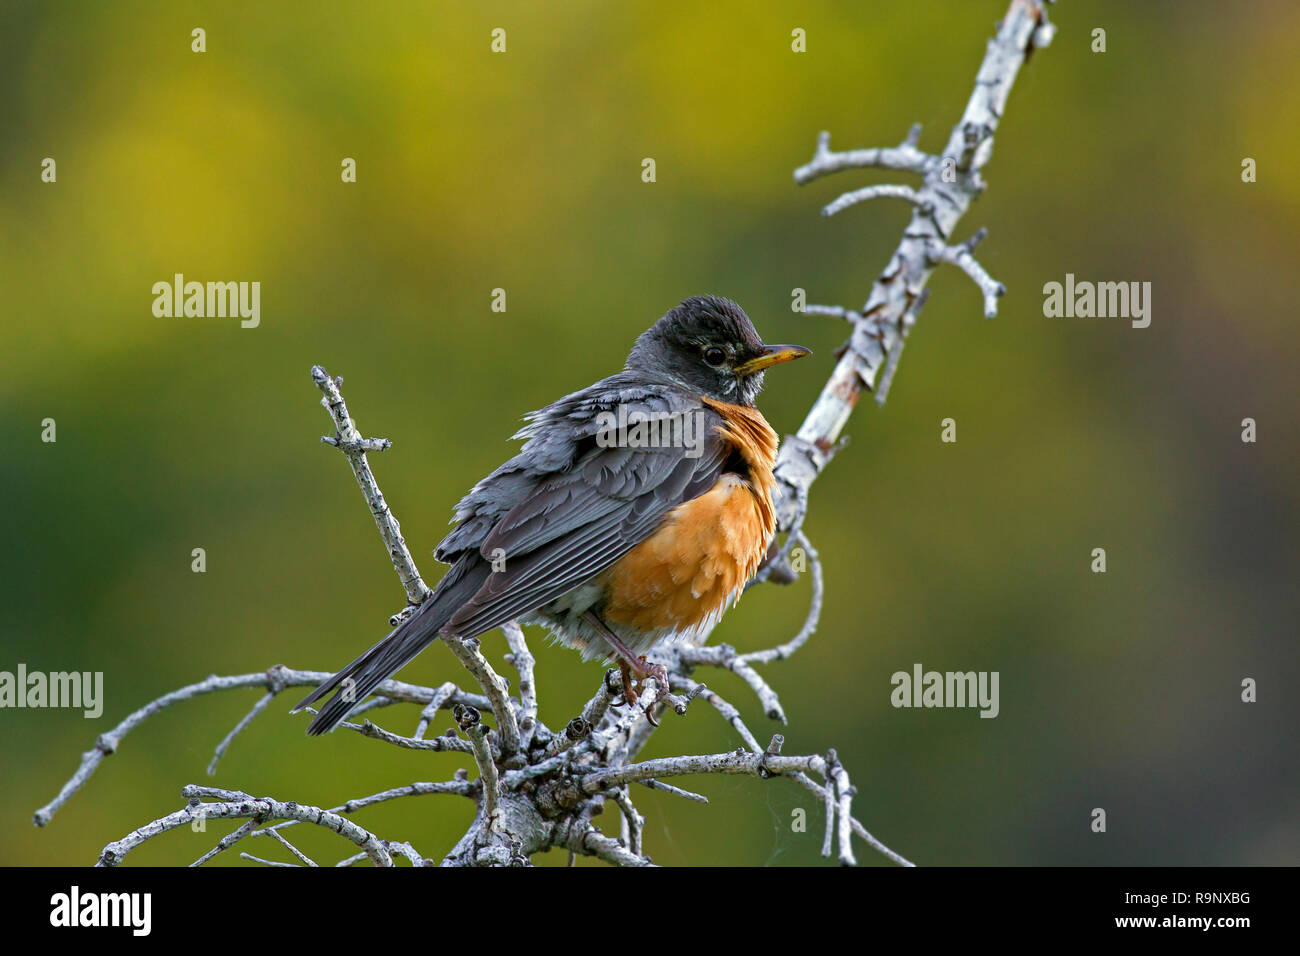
[[241, 853, 300, 867], [253, 779, 477, 838], [456, 706, 503, 829], [679, 645, 789, 723], [262, 827, 319, 867], [822, 183, 930, 218], [442, 635, 523, 756], [502, 622, 538, 750], [208, 687, 279, 776], [929, 232, 1006, 317], [311, 366, 429, 604], [672, 676, 762, 754], [413, 682, 464, 739], [573, 829, 654, 867], [794, 128, 935, 184], [737, 532, 824, 666], [636, 778, 709, 804], [192, 819, 260, 867], [98, 787, 394, 868], [612, 788, 645, 857], [341, 717, 477, 754]]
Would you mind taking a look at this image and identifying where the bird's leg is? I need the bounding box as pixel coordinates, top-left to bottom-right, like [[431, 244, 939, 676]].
[[582, 611, 670, 711], [617, 659, 638, 705]]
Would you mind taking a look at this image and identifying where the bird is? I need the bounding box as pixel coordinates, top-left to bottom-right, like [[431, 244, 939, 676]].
[[293, 295, 810, 735]]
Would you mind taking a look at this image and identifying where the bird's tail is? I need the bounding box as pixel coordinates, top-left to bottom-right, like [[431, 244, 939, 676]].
[[292, 588, 461, 736]]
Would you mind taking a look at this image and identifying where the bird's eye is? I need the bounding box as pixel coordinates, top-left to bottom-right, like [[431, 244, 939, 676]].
[[703, 346, 727, 367]]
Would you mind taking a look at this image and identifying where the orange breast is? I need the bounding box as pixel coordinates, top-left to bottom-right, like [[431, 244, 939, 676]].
[[604, 398, 778, 633]]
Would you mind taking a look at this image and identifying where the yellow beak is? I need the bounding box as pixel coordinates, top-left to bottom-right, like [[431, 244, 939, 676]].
[[734, 344, 813, 376]]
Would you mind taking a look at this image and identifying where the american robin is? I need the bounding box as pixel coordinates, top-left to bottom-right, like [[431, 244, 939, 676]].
[[294, 295, 810, 735]]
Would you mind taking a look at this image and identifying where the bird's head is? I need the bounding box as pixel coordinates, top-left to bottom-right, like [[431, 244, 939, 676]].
[[626, 295, 811, 406]]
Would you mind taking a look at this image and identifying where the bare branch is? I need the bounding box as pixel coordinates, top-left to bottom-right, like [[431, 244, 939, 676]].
[[413, 682, 464, 739], [738, 531, 824, 666], [542, 717, 591, 759], [572, 829, 653, 867], [502, 621, 538, 750], [579, 668, 621, 731], [441, 635, 522, 756], [98, 786, 394, 868], [262, 827, 319, 867], [342, 716, 477, 754], [34, 665, 491, 827], [310, 365, 429, 605], [826, 749, 857, 866], [313, 366, 525, 753], [254, 779, 477, 839], [636, 778, 709, 804], [679, 644, 789, 723], [822, 183, 930, 218], [612, 788, 645, 857], [578, 748, 827, 794], [208, 678, 282, 776], [586, 680, 661, 758], [455, 705, 503, 830], [240, 853, 300, 867], [672, 675, 763, 754], [929, 230, 1006, 317], [795, 128, 935, 184], [385, 841, 429, 866], [782, 0, 1050, 457], [874, 289, 931, 406], [193, 819, 260, 867], [801, 303, 862, 321], [784, 769, 915, 867]]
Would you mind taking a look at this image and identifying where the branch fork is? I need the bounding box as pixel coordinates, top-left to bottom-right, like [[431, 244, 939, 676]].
[[791, 0, 1052, 419]]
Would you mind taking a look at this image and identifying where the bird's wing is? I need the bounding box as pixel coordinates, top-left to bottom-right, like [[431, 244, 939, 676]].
[[434, 373, 706, 561], [438, 383, 732, 637]]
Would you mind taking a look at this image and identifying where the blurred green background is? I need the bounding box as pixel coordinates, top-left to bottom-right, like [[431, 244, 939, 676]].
[[2, 0, 1297, 866]]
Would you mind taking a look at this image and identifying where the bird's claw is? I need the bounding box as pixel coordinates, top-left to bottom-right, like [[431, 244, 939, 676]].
[[619, 657, 672, 718]]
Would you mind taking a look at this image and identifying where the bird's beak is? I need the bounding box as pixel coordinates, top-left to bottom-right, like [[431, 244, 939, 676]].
[[735, 344, 813, 376]]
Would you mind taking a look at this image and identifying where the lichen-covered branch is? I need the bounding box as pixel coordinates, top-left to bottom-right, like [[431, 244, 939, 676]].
[[97, 786, 397, 868], [33, 665, 489, 829], [773, 0, 1054, 549], [311, 365, 429, 605]]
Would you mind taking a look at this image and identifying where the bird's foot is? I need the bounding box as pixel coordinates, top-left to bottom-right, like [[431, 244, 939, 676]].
[[620, 656, 669, 703], [619, 657, 671, 726]]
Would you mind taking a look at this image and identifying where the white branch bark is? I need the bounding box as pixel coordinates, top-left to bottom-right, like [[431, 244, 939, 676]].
[[97, 786, 396, 868], [311, 366, 429, 605], [774, 0, 1054, 542], [822, 183, 930, 218]]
